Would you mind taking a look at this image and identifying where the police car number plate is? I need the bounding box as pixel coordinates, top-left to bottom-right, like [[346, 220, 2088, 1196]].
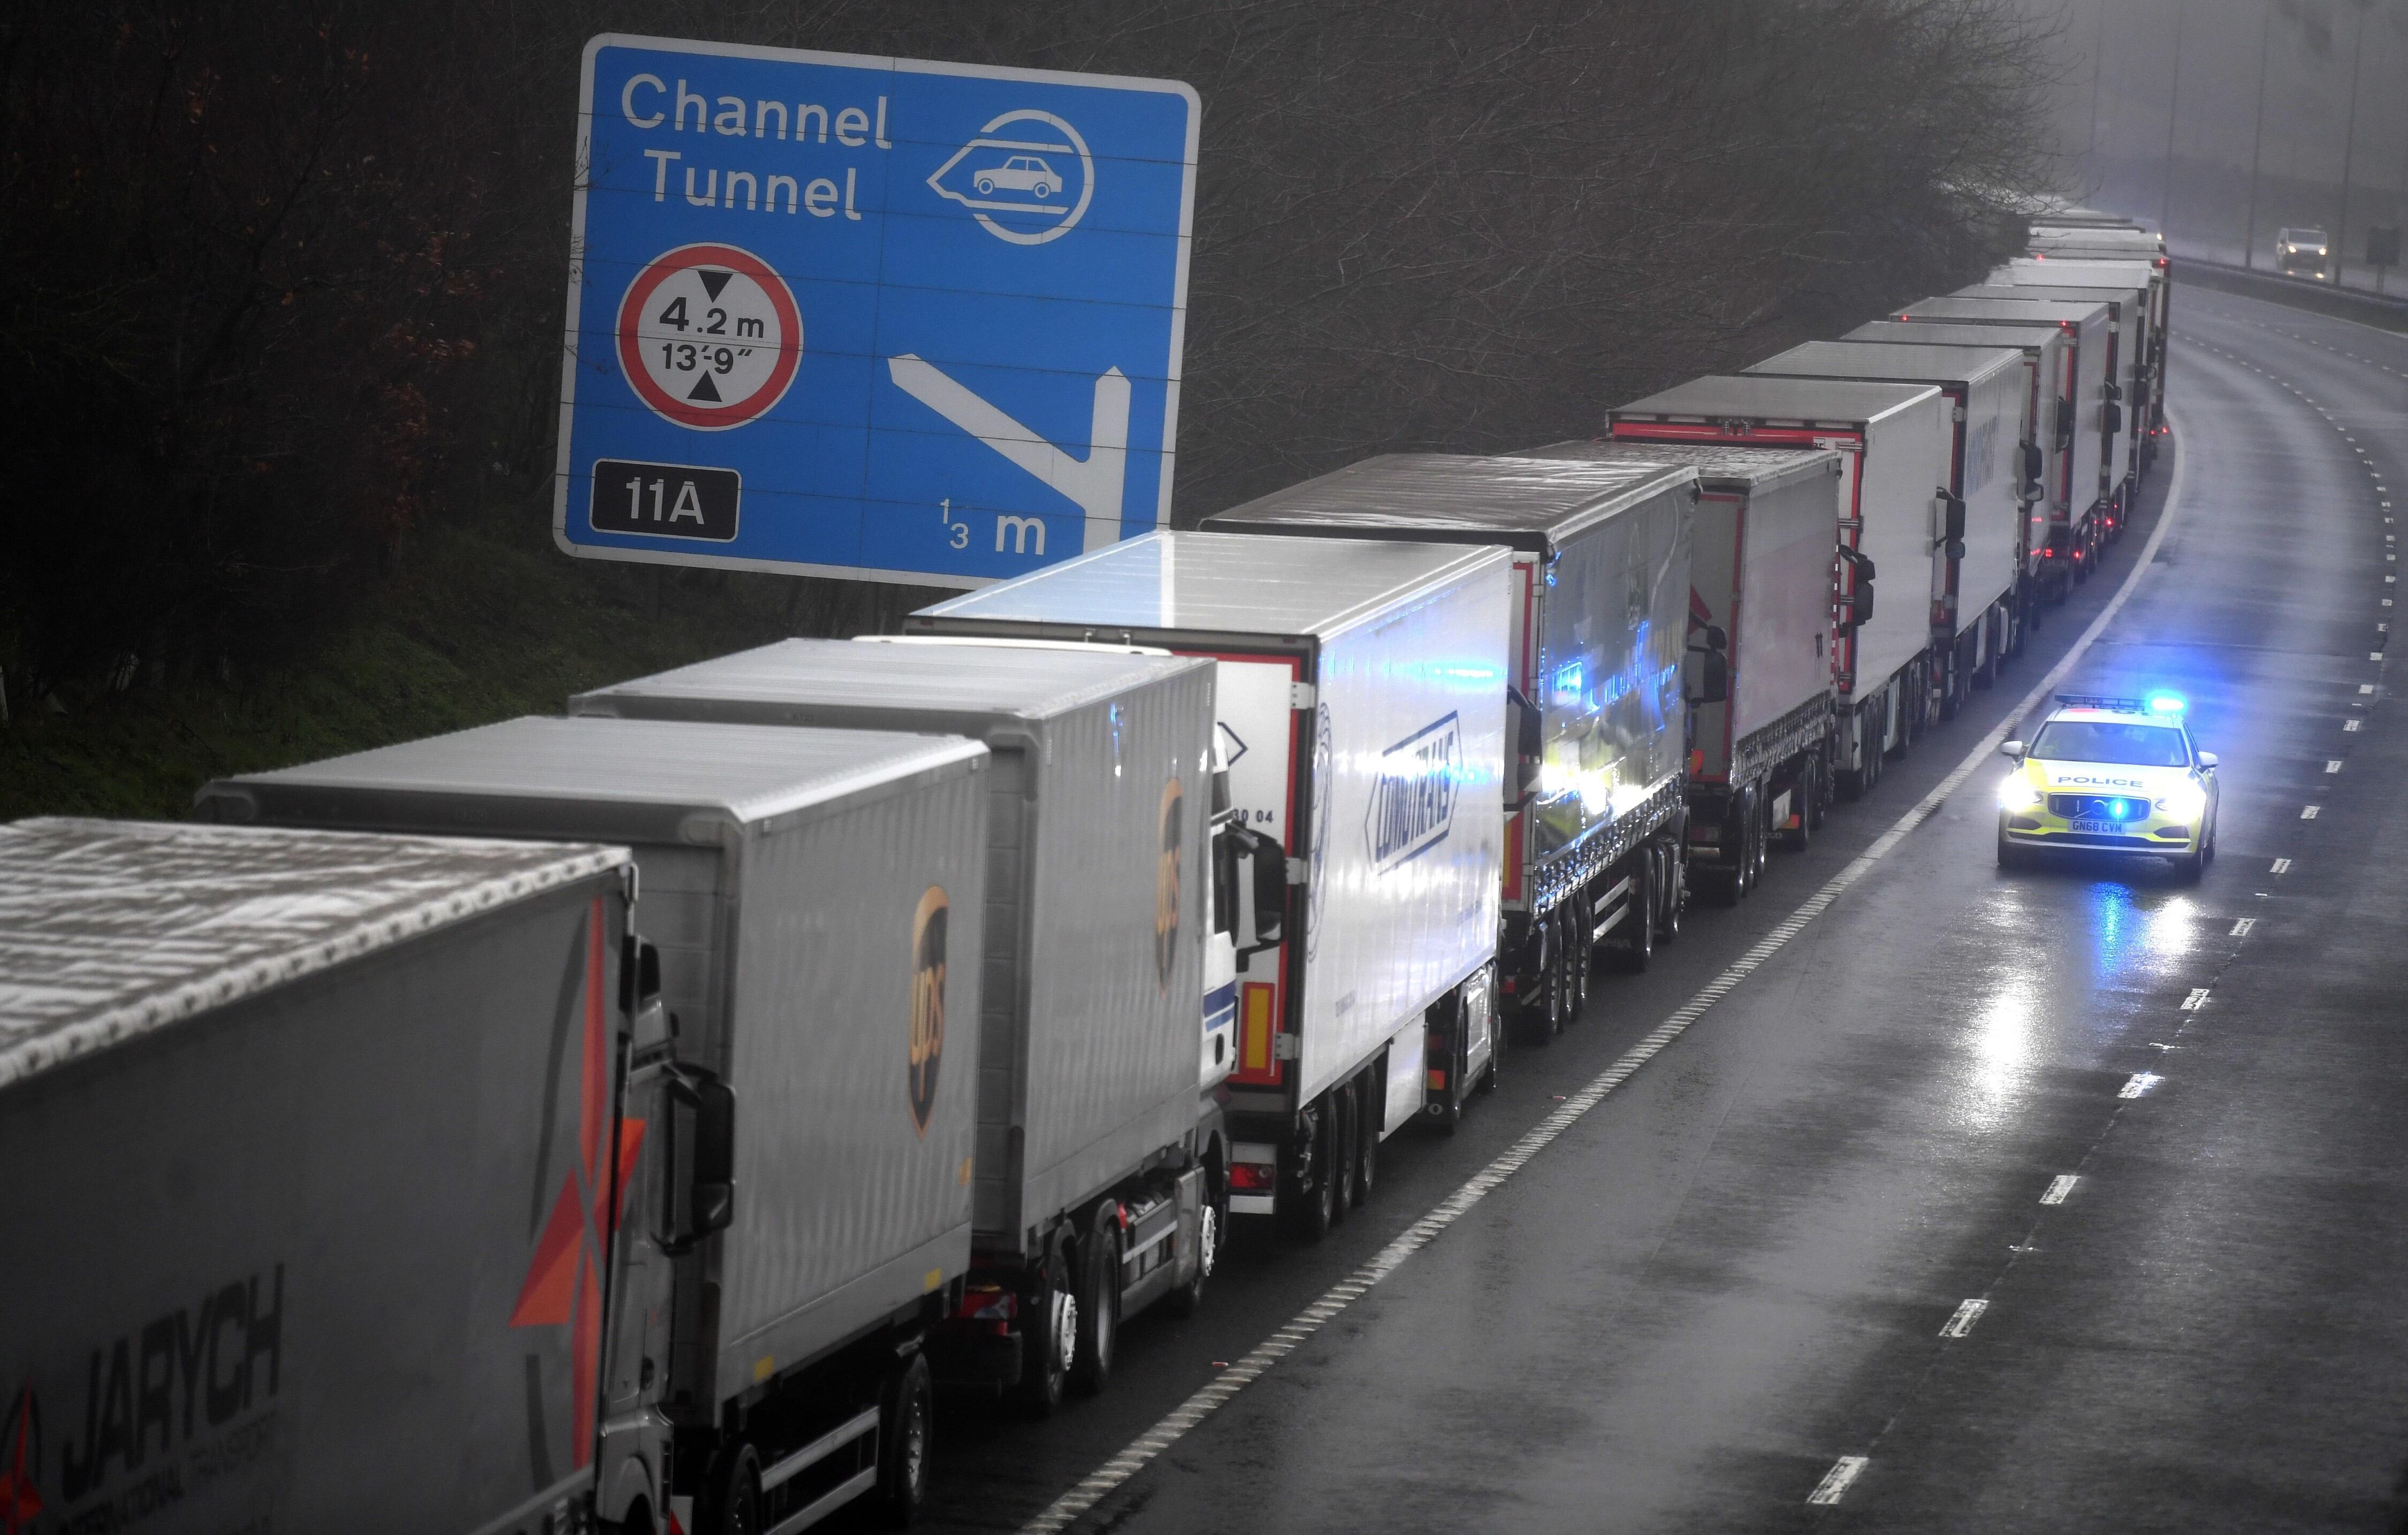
[[2069, 818, 2125, 835]]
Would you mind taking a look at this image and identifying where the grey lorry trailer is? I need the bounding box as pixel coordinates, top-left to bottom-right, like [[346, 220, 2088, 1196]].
[[1954, 281, 2154, 506], [199, 718, 994, 1534], [0, 817, 643, 1535], [1744, 340, 2034, 710], [569, 642, 1230, 1415], [1890, 295, 2119, 576], [1521, 440, 1843, 903], [1845, 315, 2103, 598], [1993, 255, 2172, 447], [1606, 376, 1952, 798], [1839, 318, 2082, 604], [905, 532, 1510, 1240], [1201, 453, 1699, 1048]]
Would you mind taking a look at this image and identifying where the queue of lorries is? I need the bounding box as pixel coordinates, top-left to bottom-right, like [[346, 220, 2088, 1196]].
[[0, 204, 2170, 1534]]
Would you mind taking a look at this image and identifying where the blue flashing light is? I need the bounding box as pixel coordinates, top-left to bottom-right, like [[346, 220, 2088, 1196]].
[[2145, 691, 2185, 716]]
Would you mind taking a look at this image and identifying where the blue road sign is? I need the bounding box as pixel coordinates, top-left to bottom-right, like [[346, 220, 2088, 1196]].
[[556, 36, 1199, 586]]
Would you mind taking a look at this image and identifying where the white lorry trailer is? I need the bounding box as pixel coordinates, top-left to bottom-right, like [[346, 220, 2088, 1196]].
[[1891, 296, 2119, 582], [1521, 440, 1843, 902], [0, 818, 644, 1535], [1201, 453, 1699, 1053], [1994, 256, 2171, 452], [1744, 341, 2032, 714], [1606, 377, 1951, 799], [569, 642, 1230, 1415], [905, 532, 1510, 1240], [1840, 318, 2076, 610], [198, 717, 994, 1534], [1954, 280, 2152, 520]]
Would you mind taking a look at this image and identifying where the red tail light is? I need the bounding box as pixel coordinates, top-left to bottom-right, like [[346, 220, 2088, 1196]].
[[1230, 1160, 1275, 1192], [958, 1285, 1016, 1323]]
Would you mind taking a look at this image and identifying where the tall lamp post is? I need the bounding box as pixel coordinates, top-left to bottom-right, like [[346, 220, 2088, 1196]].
[[2242, 1, 2273, 269], [2335, 0, 2368, 285], [2159, 3, 2186, 236], [2086, 2, 2108, 192]]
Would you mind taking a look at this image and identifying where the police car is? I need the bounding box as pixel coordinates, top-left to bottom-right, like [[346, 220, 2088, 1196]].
[[1996, 693, 2219, 879]]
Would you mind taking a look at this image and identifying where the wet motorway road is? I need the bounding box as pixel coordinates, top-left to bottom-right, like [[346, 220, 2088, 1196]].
[[889, 289, 2408, 1534]]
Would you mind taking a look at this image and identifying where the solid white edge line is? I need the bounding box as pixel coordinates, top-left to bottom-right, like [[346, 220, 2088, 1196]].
[[1011, 411, 2198, 1535]]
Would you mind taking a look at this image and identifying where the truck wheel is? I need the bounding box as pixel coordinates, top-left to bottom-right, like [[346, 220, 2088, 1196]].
[[874, 1353, 934, 1527], [1656, 843, 1684, 945], [1014, 1248, 1075, 1416], [1069, 1213, 1119, 1395], [1355, 1070, 1382, 1200], [1168, 1170, 1222, 1318], [1617, 860, 1653, 973], [1329, 1081, 1358, 1224], [1739, 816, 1759, 895], [700, 1444, 763, 1535], [1568, 901, 1594, 1013], [1533, 936, 1568, 1040], [1560, 909, 1589, 1020], [1277, 1103, 1336, 1241]]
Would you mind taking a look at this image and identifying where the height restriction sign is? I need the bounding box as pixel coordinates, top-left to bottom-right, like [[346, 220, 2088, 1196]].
[[618, 245, 801, 428], [554, 35, 1200, 587]]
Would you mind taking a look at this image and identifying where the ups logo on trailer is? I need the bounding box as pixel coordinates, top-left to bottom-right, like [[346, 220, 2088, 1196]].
[[909, 886, 949, 1137], [1155, 777, 1184, 993]]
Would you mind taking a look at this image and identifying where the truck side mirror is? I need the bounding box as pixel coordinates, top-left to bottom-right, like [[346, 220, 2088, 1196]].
[[2102, 400, 2123, 436], [620, 935, 663, 1013], [1851, 581, 1876, 627], [1692, 648, 1729, 705], [1940, 490, 1967, 545], [2021, 442, 2044, 495], [1508, 688, 1544, 795], [1240, 828, 1285, 947], [658, 1066, 735, 1255], [2056, 398, 2074, 449]]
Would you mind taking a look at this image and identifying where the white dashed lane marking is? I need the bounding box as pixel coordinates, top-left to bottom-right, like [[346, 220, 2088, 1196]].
[[1807, 1456, 1870, 1506], [2041, 1174, 2082, 1204], [1939, 1299, 1990, 1339]]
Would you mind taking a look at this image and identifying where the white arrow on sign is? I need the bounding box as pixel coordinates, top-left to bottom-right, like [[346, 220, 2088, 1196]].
[[888, 355, 1129, 554]]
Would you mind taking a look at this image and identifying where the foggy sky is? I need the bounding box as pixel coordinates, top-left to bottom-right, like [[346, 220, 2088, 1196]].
[[2032, 0, 2407, 271]]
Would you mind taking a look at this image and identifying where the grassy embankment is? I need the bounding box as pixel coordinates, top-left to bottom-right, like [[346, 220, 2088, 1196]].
[[1, 515, 941, 821]]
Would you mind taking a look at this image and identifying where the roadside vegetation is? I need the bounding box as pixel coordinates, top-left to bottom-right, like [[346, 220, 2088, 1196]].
[[0, 0, 2060, 819]]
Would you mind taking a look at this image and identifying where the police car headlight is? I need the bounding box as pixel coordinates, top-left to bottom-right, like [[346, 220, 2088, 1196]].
[[1998, 774, 2043, 812], [2154, 783, 2206, 819]]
